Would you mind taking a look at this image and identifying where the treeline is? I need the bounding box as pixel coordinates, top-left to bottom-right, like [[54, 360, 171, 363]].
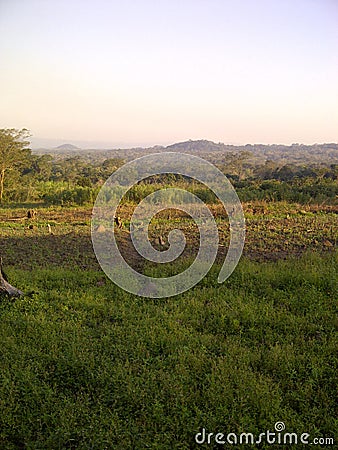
[[7, 156, 338, 206], [1, 129, 337, 206], [3, 151, 124, 204]]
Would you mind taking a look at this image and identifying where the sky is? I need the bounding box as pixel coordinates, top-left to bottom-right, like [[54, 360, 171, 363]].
[[0, 0, 337, 148]]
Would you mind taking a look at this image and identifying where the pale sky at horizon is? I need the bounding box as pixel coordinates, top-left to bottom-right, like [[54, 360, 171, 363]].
[[0, 0, 337, 148]]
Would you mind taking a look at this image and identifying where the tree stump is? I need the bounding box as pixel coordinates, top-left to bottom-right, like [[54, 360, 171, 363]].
[[27, 209, 36, 219], [0, 257, 24, 298]]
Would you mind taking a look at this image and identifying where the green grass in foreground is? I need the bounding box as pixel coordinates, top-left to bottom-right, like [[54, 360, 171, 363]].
[[0, 252, 337, 449]]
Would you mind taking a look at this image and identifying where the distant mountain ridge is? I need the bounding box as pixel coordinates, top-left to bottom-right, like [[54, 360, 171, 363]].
[[32, 139, 338, 165]]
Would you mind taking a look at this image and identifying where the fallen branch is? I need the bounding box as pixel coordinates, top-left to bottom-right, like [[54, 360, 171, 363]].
[[0, 257, 24, 298], [4, 216, 27, 221]]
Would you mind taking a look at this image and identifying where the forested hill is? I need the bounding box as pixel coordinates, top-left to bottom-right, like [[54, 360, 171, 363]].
[[33, 140, 338, 165], [166, 140, 338, 163]]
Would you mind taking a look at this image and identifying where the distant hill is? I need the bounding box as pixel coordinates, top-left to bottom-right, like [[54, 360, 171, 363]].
[[55, 144, 80, 151], [166, 139, 227, 152]]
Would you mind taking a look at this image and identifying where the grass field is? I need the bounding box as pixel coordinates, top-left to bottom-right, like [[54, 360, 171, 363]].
[[0, 203, 337, 449]]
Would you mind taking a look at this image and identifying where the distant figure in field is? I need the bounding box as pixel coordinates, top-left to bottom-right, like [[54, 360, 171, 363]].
[[114, 216, 123, 228], [158, 235, 165, 247]]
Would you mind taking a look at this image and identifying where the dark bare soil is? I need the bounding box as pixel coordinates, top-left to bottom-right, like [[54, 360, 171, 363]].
[[0, 203, 336, 272]]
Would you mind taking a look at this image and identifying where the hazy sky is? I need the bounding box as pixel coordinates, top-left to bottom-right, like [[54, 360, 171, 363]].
[[0, 0, 337, 147]]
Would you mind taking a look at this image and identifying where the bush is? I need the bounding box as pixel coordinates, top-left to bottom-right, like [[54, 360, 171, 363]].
[[43, 187, 98, 206]]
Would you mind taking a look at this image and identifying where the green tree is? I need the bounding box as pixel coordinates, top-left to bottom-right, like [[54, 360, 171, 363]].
[[0, 128, 31, 202], [222, 151, 253, 180], [99, 158, 124, 181], [30, 154, 53, 181]]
